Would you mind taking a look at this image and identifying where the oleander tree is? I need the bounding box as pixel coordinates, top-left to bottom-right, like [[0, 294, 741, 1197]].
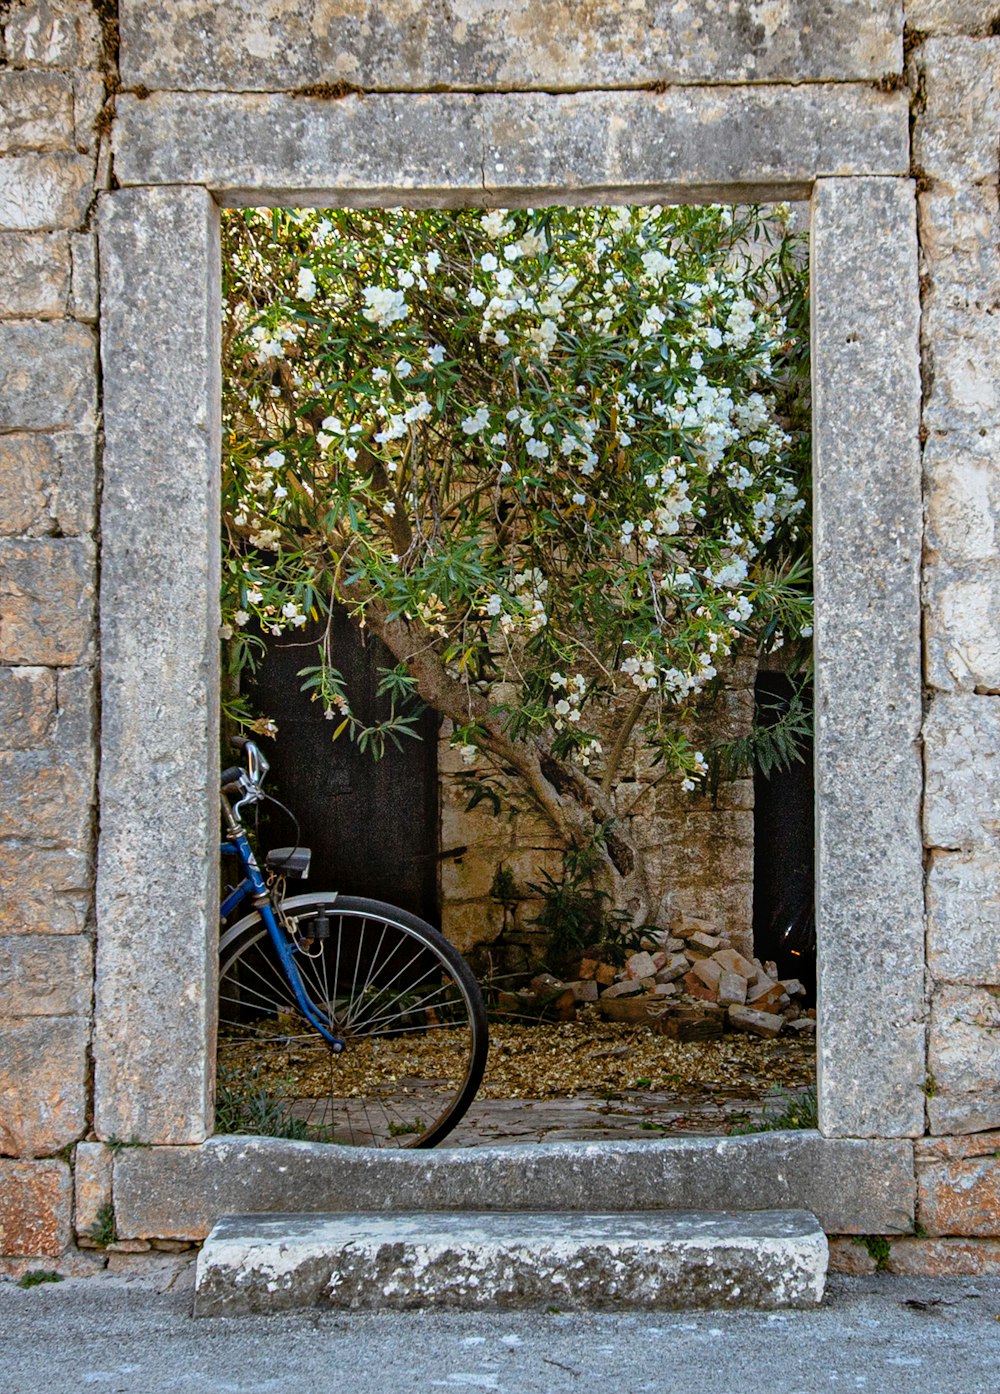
[[221, 202, 811, 925]]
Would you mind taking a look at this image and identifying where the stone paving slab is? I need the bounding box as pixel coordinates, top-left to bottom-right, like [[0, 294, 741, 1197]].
[[194, 1209, 828, 1314]]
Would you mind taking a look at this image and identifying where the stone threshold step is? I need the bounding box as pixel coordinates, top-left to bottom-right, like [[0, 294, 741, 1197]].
[[194, 1209, 828, 1315]]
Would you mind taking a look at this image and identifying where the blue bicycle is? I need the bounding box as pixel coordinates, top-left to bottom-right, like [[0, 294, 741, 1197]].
[[218, 738, 488, 1148]]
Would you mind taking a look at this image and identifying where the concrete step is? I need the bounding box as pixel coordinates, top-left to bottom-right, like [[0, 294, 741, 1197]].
[[194, 1209, 828, 1315]]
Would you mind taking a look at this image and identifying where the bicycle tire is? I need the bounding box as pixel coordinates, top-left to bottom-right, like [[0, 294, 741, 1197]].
[[217, 893, 488, 1149]]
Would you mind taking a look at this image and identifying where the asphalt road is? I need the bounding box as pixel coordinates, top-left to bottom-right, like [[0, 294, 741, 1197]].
[[1, 1267, 999, 1393]]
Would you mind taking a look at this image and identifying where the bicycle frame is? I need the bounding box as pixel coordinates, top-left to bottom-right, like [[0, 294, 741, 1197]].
[[220, 800, 344, 1052]]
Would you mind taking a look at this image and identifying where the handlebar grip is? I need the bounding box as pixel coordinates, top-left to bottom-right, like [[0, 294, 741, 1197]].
[[230, 735, 249, 753], [220, 766, 244, 789]]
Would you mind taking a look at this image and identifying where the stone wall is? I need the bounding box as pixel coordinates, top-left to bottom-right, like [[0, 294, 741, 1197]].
[[2, 0, 1000, 1273]]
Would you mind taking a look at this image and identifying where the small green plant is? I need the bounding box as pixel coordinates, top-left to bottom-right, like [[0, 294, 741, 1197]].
[[853, 1234, 892, 1272], [924, 1072, 938, 1098], [489, 865, 519, 910], [16, 1270, 63, 1289], [729, 1086, 818, 1134], [215, 1062, 311, 1140], [85, 1201, 117, 1248], [104, 1134, 150, 1153], [388, 1120, 423, 1137]]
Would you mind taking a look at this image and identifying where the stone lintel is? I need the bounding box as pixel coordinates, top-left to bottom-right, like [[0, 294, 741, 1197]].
[[114, 1133, 916, 1241], [811, 178, 925, 1138], [119, 0, 901, 91], [94, 186, 221, 1145], [113, 87, 908, 202]]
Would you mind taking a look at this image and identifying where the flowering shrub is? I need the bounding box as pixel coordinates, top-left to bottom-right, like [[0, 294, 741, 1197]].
[[222, 203, 810, 920]]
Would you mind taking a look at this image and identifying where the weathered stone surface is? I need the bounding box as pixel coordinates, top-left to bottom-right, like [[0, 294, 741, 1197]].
[[923, 694, 1000, 848], [0, 667, 95, 845], [927, 850, 1000, 984], [924, 568, 1000, 692], [0, 73, 74, 155], [0, 1017, 89, 1156], [913, 38, 1000, 184], [918, 1133, 1000, 1236], [0, 538, 95, 665], [195, 1210, 828, 1315], [4, 0, 104, 70], [0, 1159, 71, 1256], [0, 843, 91, 936], [919, 184, 1000, 298], [119, 0, 901, 89], [905, 1, 1000, 33], [921, 313, 1000, 436], [480, 88, 908, 200], [828, 1233, 1000, 1275], [0, 667, 56, 748], [0, 322, 95, 431], [811, 178, 925, 1138], [114, 87, 909, 200], [95, 186, 221, 1144], [0, 432, 96, 538], [925, 428, 1000, 568], [0, 154, 93, 230], [68, 231, 97, 322], [927, 986, 1000, 1134], [74, 1141, 112, 1239], [0, 231, 70, 318], [728, 1005, 783, 1038], [0, 935, 91, 1016], [114, 1134, 916, 1241]]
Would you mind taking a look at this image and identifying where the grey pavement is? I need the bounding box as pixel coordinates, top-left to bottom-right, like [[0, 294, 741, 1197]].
[[2, 1267, 1000, 1393]]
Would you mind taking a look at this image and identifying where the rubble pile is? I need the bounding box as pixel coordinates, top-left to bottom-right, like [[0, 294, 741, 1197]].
[[496, 919, 815, 1041]]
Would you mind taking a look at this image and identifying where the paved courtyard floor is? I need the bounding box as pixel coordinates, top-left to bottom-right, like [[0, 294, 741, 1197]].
[[1, 1268, 998, 1393]]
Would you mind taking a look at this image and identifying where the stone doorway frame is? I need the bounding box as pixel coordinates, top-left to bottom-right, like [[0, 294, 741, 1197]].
[[92, 85, 924, 1233]]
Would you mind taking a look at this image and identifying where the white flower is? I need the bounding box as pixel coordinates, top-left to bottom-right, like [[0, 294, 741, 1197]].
[[362, 286, 408, 326], [426, 344, 446, 365], [460, 744, 478, 765], [550, 672, 567, 688], [382, 501, 396, 516], [468, 287, 486, 307], [264, 450, 285, 471], [461, 406, 490, 435], [480, 253, 498, 272], [296, 266, 317, 301], [571, 492, 586, 505], [246, 588, 263, 604], [490, 432, 508, 448], [425, 250, 441, 273], [395, 360, 413, 379], [372, 366, 389, 382], [554, 699, 571, 716], [233, 610, 250, 627], [525, 438, 549, 459], [484, 594, 503, 616], [273, 484, 288, 500]]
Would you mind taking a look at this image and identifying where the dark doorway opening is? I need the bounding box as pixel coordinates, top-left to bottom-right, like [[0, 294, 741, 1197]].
[[752, 671, 816, 1001], [247, 610, 440, 923]]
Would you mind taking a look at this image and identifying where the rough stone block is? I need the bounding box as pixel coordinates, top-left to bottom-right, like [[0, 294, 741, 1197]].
[[0, 667, 95, 845], [120, 0, 901, 89], [480, 88, 908, 200], [0, 934, 92, 1015], [0, 843, 91, 936], [0, 1016, 89, 1156], [924, 566, 1000, 691], [728, 1005, 784, 1038], [0, 1159, 71, 1256], [927, 850, 1000, 984], [0, 231, 70, 318], [718, 970, 748, 1007], [439, 899, 502, 957], [922, 313, 1000, 435], [113, 87, 908, 201], [918, 1133, 1000, 1236], [114, 1134, 916, 1242], [811, 177, 925, 1139], [0, 73, 74, 156], [74, 1141, 113, 1239], [924, 428, 1000, 567], [0, 538, 95, 665], [906, 1, 1000, 33], [195, 1210, 828, 1315], [66, 230, 97, 322], [924, 693, 1000, 848], [0, 432, 96, 538], [0, 154, 93, 231], [0, 321, 96, 430], [0, 666, 56, 748], [927, 986, 1000, 1134], [4, 0, 104, 69], [95, 186, 221, 1145], [914, 38, 1000, 184]]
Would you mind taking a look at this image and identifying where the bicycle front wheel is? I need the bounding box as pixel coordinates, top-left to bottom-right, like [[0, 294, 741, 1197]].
[[217, 894, 488, 1148]]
